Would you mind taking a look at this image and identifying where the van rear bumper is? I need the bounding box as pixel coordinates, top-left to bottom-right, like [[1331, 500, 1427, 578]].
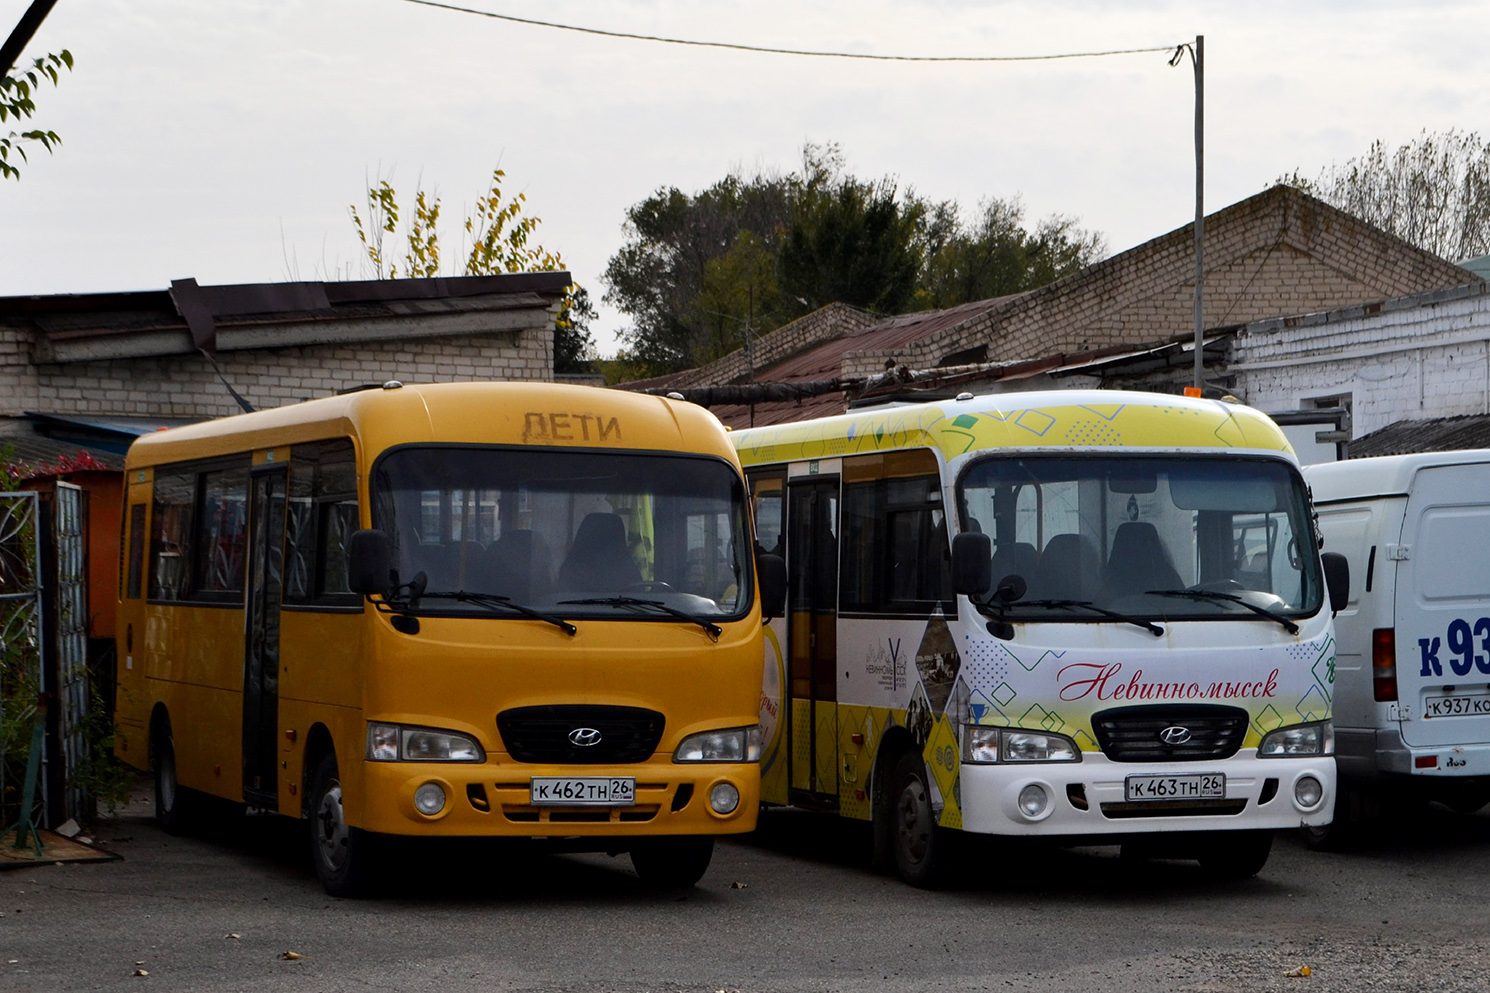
[[1338, 727, 1490, 779]]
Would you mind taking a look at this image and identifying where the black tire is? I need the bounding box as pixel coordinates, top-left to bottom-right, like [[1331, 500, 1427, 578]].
[[153, 719, 195, 835], [1301, 788, 1357, 851], [308, 752, 377, 898], [888, 751, 948, 888], [630, 835, 715, 889], [1442, 783, 1490, 815], [1197, 830, 1273, 879]]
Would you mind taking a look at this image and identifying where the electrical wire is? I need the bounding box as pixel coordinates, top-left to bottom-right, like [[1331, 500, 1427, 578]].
[[400, 0, 1182, 63]]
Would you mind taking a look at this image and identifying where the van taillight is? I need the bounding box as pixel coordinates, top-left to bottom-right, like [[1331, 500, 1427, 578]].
[[1373, 628, 1397, 702]]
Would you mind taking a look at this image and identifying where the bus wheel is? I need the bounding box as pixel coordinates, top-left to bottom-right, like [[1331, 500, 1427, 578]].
[[1197, 830, 1272, 879], [153, 721, 195, 835], [1301, 787, 1361, 851], [889, 751, 946, 888], [308, 752, 375, 898], [630, 836, 714, 889]]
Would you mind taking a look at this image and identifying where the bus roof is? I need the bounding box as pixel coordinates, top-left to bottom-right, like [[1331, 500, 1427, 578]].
[[123, 382, 738, 468], [730, 388, 1294, 467]]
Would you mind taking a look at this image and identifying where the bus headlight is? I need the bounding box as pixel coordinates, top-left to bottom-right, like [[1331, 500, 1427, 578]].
[[675, 726, 762, 763], [366, 722, 486, 762], [1258, 721, 1334, 758], [963, 727, 1081, 764]]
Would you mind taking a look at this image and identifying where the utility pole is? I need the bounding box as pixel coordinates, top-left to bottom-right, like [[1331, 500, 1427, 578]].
[[1191, 34, 1205, 394], [1, 0, 60, 74]]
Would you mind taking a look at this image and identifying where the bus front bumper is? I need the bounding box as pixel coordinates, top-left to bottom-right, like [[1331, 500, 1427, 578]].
[[957, 753, 1335, 836], [356, 760, 759, 838]]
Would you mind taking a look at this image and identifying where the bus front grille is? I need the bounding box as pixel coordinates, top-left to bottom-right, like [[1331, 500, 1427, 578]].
[[497, 705, 665, 763], [1091, 705, 1248, 762]]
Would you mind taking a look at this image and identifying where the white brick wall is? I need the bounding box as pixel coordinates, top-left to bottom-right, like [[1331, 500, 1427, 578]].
[[1233, 284, 1490, 438]]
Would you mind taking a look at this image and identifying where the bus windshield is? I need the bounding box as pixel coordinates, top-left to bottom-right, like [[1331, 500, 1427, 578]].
[[372, 447, 752, 620], [957, 455, 1323, 621]]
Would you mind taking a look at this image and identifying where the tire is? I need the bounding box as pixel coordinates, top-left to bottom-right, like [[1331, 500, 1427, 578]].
[[1301, 789, 1356, 851], [1197, 830, 1273, 879], [888, 751, 948, 888], [630, 836, 715, 889], [1442, 784, 1490, 816], [308, 752, 377, 898], [153, 720, 195, 835]]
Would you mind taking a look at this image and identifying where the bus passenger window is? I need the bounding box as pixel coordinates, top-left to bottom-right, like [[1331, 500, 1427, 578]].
[[150, 468, 195, 601], [195, 466, 249, 595]]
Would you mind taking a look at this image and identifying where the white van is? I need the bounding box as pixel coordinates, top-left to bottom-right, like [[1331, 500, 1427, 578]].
[[1303, 451, 1490, 841]]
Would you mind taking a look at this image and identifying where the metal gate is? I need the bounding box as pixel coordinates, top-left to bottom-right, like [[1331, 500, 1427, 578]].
[[0, 491, 44, 827], [53, 481, 90, 823]]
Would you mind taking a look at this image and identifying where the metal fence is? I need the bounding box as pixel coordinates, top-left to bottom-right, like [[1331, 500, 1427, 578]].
[[54, 482, 90, 823], [0, 491, 44, 827]]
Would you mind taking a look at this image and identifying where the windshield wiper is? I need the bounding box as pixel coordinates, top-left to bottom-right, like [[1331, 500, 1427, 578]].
[[556, 596, 722, 640], [1015, 599, 1165, 636], [1144, 589, 1299, 634], [416, 590, 577, 636]]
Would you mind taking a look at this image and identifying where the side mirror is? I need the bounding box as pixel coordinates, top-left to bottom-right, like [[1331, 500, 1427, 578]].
[[1322, 551, 1349, 614], [756, 553, 786, 620], [348, 529, 394, 596], [951, 531, 993, 596]]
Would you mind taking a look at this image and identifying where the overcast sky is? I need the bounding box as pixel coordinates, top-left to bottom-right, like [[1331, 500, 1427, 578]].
[[4, 0, 1488, 354]]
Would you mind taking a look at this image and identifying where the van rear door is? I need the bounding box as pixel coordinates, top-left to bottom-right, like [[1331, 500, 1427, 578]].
[[1395, 462, 1490, 749]]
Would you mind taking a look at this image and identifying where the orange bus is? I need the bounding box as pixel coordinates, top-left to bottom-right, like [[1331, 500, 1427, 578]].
[[115, 381, 781, 895]]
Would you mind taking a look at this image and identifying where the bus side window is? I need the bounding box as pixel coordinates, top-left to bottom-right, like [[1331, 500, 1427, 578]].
[[748, 472, 785, 558], [150, 467, 196, 601], [285, 438, 360, 608], [843, 450, 947, 613]]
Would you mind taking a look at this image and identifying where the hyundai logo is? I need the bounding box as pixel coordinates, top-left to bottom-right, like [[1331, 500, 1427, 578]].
[[1158, 726, 1193, 746], [568, 727, 603, 747]]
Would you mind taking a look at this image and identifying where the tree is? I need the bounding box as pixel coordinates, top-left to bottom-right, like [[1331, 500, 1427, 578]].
[[920, 198, 1106, 309], [1, 49, 71, 181], [349, 168, 596, 373], [1281, 129, 1490, 262], [603, 142, 1106, 377]]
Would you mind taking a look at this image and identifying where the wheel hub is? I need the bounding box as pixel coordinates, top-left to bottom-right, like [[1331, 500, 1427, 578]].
[[315, 781, 350, 871]]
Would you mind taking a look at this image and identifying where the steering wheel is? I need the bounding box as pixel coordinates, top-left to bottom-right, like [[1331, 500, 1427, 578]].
[[621, 581, 676, 594]]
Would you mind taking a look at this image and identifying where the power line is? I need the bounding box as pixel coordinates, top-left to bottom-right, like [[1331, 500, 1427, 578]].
[[400, 0, 1182, 63]]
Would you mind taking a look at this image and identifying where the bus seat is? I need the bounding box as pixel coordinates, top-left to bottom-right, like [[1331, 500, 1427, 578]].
[[556, 513, 642, 591], [1099, 522, 1182, 601], [990, 541, 1037, 589], [1030, 533, 1099, 601], [484, 529, 555, 601]]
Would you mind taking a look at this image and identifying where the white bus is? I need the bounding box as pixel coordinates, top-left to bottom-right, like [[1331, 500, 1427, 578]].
[[734, 389, 1349, 885]]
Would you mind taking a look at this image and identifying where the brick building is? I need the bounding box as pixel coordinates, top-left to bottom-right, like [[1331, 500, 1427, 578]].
[[1232, 280, 1490, 456], [1, 272, 570, 459], [630, 186, 1474, 429]]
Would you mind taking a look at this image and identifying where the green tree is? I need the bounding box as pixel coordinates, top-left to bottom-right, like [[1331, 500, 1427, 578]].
[[349, 168, 596, 373], [603, 142, 1105, 377], [920, 198, 1106, 308], [1281, 129, 1490, 261], [1, 49, 71, 181]]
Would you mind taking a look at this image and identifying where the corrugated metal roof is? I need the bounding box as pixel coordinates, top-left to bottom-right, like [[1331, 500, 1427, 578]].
[[1351, 415, 1490, 458]]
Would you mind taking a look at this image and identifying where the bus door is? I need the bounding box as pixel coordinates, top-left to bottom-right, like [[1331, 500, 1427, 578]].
[[787, 476, 839, 804], [242, 466, 286, 809]]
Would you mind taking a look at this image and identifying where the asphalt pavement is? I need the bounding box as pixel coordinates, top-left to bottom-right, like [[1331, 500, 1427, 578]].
[[3, 778, 1489, 992]]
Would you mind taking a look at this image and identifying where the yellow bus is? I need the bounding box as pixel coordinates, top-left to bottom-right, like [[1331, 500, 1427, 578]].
[[114, 381, 782, 895], [735, 389, 1348, 885]]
